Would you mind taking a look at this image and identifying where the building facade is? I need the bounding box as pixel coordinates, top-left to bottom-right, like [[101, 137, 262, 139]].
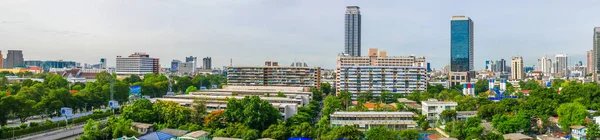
[[345, 6, 361, 56], [537, 56, 552, 75], [555, 54, 568, 74], [511, 56, 524, 80], [422, 99, 457, 123], [116, 53, 159, 75], [594, 27, 600, 81], [25, 60, 77, 72], [450, 16, 474, 72], [6, 50, 24, 68], [0, 51, 4, 69], [186, 56, 197, 73], [336, 48, 427, 97], [203, 57, 212, 70], [178, 62, 195, 75], [588, 50, 594, 75], [330, 112, 417, 131], [226, 61, 321, 88]]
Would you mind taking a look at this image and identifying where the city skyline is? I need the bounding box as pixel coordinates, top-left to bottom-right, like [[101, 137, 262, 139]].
[[1, 0, 599, 70]]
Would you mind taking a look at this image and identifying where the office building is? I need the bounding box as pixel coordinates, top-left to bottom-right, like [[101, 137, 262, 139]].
[[186, 56, 197, 72], [226, 61, 321, 88], [6, 50, 24, 68], [422, 99, 457, 123], [427, 62, 431, 72], [511, 56, 524, 80], [330, 112, 417, 131], [171, 60, 181, 71], [450, 16, 474, 72], [86, 58, 107, 69], [537, 56, 552, 75], [345, 6, 361, 56], [0, 51, 4, 69], [588, 50, 594, 76], [25, 60, 77, 72], [178, 62, 195, 75], [336, 48, 427, 97], [203, 57, 212, 70], [116, 53, 159, 75], [595, 28, 600, 81], [498, 59, 506, 72], [555, 54, 568, 75]]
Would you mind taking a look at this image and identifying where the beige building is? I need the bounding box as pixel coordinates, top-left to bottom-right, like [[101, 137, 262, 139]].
[[336, 48, 427, 96], [226, 61, 321, 88], [511, 56, 524, 80], [330, 111, 417, 131]]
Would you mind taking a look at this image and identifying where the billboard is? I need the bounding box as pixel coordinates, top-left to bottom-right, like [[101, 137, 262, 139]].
[[130, 86, 141, 96], [61, 107, 73, 117], [212, 84, 218, 89], [109, 100, 119, 109]]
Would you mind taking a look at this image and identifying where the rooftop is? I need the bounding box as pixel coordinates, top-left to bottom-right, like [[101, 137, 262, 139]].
[[331, 111, 415, 117], [503, 133, 533, 140], [181, 130, 210, 138], [159, 128, 189, 137], [131, 122, 153, 129]]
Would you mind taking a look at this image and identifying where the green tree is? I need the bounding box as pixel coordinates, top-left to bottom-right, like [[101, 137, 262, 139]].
[[122, 98, 157, 123], [323, 96, 342, 116], [320, 83, 332, 95], [185, 86, 199, 94], [440, 110, 457, 123], [365, 126, 396, 140], [339, 90, 352, 109], [276, 92, 286, 97], [223, 96, 281, 131], [153, 100, 192, 128], [324, 125, 362, 140], [398, 129, 419, 140], [480, 132, 504, 140], [587, 122, 600, 140], [556, 102, 587, 131], [104, 116, 140, 138], [44, 74, 69, 89], [80, 119, 103, 140], [261, 121, 289, 140], [123, 74, 142, 85], [213, 123, 259, 140], [191, 98, 208, 124], [291, 122, 315, 138], [379, 91, 394, 104]]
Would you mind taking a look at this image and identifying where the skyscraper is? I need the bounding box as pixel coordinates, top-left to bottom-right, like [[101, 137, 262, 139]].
[[511, 56, 524, 80], [0, 51, 4, 69], [588, 50, 594, 74], [537, 56, 552, 74], [6, 50, 24, 68], [203, 57, 212, 70], [450, 16, 474, 72], [186, 56, 197, 72], [555, 54, 568, 74], [345, 6, 361, 56], [594, 27, 600, 82]]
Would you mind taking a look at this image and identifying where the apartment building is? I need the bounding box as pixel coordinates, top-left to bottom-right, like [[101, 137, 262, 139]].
[[116, 53, 160, 76], [336, 48, 427, 97], [226, 61, 321, 88], [330, 111, 417, 131], [421, 99, 458, 123]]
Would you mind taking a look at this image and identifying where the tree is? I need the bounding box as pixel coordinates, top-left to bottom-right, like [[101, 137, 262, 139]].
[[492, 112, 531, 134], [80, 119, 103, 140], [339, 90, 352, 109], [440, 110, 457, 123], [379, 91, 394, 104], [104, 116, 139, 138], [213, 123, 259, 140], [324, 125, 362, 140], [416, 115, 429, 130], [587, 123, 600, 140], [123, 75, 142, 85], [323, 96, 342, 116], [357, 92, 373, 103], [320, 83, 332, 95], [481, 132, 504, 140], [310, 88, 323, 101], [276, 92, 286, 97], [365, 126, 397, 140], [191, 98, 208, 124], [522, 81, 541, 90], [44, 74, 69, 89], [153, 100, 192, 128], [185, 86, 199, 94], [261, 121, 289, 140], [398, 129, 419, 140], [396, 102, 406, 111], [291, 122, 314, 138], [556, 102, 587, 131], [122, 98, 157, 123], [223, 96, 281, 131]]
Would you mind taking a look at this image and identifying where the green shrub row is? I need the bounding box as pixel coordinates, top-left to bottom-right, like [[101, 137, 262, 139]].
[[0, 111, 112, 139]]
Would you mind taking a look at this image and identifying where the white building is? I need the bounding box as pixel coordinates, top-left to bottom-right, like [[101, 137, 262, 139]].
[[116, 53, 158, 76], [537, 56, 552, 75], [336, 48, 427, 97], [421, 99, 457, 123], [330, 111, 417, 131], [555, 54, 568, 74], [511, 56, 524, 80], [178, 62, 195, 75]]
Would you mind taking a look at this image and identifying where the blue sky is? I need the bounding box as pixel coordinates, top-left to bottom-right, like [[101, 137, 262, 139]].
[[0, 0, 598, 70]]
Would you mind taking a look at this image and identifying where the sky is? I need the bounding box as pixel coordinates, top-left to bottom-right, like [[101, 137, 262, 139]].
[[0, 0, 599, 70]]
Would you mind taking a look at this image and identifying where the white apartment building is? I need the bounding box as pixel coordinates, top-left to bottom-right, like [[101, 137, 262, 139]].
[[336, 48, 427, 97], [421, 99, 458, 123], [226, 61, 321, 88], [330, 112, 417, 131], [511, 56, 524, 80], [116, 53, 159, 76]]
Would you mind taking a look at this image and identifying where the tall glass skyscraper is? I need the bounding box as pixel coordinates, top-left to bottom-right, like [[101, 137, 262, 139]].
[[345, 6, 361, 56], [594, 27, 600, 81], [450, 16, 474, 72]]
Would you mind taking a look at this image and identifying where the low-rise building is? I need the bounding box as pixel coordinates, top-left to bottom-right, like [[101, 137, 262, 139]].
[[421, 99, 457, 123], [131, 122, 154, 135], [330, 111, 417, 131], [177, 130, 210, 140], [457, 111, 477, 121], [570, 125, 587, 140], [226, 61, 321, 88], [503, 133, 533, 140]]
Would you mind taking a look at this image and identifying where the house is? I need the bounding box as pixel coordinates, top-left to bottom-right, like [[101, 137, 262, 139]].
[[503, 133, 533, 140], [177, 130, 210, 140], [421, 99, 457, 123], [138, 131, 175, 140], [456, 111, 477, 121], [212, 137, 243, 140], [159, 128, 189, 138], [131, 122, 154, 135], [570, 125, 587, 140]]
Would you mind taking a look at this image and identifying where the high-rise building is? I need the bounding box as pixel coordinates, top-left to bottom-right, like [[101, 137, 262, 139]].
[[450, 16, 474, 72], [511, 56, 524, 80], [336, 48, 427, 96], [499, 59, 506, 72], [594, 28, 600, 81], [203, 57, 212, 70], [0, 51, 4, 69], [116, 52, 159, 75], [6, 50, 24, 68], [537, 56, 552, 74], [555, 54, 568, 74], [171, 60, 181, 71], [345, 6, 361, 56], [186, 56, 197, 72]]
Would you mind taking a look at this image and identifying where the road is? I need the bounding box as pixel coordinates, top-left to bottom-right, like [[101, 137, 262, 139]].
[[4, 109, 108, 127], [16, 124, 85, 140]]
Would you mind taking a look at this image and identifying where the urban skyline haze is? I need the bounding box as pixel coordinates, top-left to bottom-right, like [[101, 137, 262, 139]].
[[0, 0, 599, 70]]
